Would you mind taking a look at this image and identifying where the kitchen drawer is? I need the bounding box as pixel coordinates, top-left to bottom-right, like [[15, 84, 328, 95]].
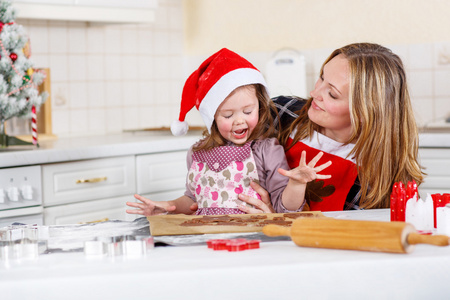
[[44, 195, 132, 225], [419, 148, 450, 195], [42, 156, 136, 206], [136, 151, 188, 194]]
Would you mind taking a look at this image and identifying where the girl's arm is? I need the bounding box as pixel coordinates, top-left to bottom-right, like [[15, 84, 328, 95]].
[[244, 138, 292, 213], [126, 194, 196, 216], [238, 181, 275, 213], [167, 195, 197, 214]]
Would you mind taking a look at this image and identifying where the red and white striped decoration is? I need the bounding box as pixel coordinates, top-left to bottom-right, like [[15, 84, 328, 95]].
[[31, 105, 37, 145]]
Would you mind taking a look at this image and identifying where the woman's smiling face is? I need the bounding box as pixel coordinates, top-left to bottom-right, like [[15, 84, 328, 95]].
[[214, 85, 259, 145], [308, 54, 352, 143]]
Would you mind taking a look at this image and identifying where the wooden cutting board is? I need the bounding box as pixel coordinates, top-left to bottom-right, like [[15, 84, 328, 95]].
[[147, 211, 325, 236]]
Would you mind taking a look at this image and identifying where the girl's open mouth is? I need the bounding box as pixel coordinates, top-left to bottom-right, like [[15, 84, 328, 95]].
[[232, 128, 248, 139]]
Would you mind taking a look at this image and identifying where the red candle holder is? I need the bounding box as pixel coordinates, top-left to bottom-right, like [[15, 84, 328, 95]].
[[431, 193, 450, 228], [390, 180, 418, 222]]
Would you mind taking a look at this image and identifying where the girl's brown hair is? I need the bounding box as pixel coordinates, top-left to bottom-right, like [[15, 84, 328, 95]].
[[281, 43, 425, 209], [193, 84, 277, 152]]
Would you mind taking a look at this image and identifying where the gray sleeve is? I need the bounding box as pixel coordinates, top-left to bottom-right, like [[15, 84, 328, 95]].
[[253, 138, 304, 213]]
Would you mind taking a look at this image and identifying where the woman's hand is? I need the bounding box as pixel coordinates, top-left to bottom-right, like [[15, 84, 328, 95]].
[[278, 151, 332, 184], [238, 181, 275, 213], [126, 194, 176, 216]]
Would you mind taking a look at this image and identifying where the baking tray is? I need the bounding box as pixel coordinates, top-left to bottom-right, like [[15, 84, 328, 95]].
[[147, 211, 325, 236]]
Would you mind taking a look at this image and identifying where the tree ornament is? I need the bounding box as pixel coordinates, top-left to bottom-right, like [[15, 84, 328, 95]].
[[23, 39, 31, 58], [31, 105, 37, 145], [9, 52, 17, 61], [22, 75, 30, 84]]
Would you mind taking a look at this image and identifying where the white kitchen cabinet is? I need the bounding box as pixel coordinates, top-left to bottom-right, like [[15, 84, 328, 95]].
[[124, 150, 190, 220], [41, 156, 136, 225], [136, 151, 188, 196], [42, 156, 136, 206], [419, 148, 450, 195], [13, 0, 157, 23], [44, 195, 132, 225], [41, 151, 191, 224], [0, 132, 201, 226], [14, 0, 156, 8]]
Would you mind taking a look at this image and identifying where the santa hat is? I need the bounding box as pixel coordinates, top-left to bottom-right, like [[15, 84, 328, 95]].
[[171, 48, 268, 136]]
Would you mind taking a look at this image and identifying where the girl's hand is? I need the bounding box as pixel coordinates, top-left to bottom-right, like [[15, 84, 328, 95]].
[[126, 194, 176, 216], [189, 202, 199, 212], [238, 181, 275, 213], [278, 151, 332, 184]]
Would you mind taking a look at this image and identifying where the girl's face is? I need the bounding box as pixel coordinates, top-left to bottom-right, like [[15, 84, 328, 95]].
[[215, 85, 259, 145], [308, 54, 352, 143]]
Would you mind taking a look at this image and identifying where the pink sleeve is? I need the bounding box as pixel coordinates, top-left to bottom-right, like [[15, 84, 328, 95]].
[[183, 146, 196, 201], [252, 138, 305, 213]]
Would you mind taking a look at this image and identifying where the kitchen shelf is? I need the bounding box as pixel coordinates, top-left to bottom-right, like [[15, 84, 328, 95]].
[[13, 1, 157, 24]]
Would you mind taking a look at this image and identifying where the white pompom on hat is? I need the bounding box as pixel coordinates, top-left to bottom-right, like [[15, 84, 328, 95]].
[[171, 48, 268, 136]]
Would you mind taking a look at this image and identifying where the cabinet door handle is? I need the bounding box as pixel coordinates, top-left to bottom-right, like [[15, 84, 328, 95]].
[[76, 176, 107, 184]]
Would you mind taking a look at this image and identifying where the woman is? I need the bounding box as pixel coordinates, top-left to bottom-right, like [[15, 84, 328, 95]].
[[240, 42, 425, 212]]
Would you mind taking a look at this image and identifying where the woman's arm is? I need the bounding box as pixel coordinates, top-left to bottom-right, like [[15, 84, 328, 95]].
[[271, 96, 306, 132], [278, 151, 331, 211]]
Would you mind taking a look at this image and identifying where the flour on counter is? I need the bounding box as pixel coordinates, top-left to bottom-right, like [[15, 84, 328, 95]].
[[47, 217, 150, 252]]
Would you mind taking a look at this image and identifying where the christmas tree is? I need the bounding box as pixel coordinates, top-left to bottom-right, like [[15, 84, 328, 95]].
[[0, 0, 47, 147]]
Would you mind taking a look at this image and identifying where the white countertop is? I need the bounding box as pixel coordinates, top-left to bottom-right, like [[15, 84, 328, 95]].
[[1, 209, 449, 300], [0, 131, 203, 168], [419, 132, 450, 148], [0, 131, 448, 169]]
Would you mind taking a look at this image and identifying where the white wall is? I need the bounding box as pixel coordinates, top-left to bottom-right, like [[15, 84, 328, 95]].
[[183, 0, 450, 127], [183, 0, 450, 54]]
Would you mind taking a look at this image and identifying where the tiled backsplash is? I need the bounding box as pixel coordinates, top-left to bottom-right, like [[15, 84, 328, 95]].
[[12, 0, 450, 137], [16, 0, 188, 137]]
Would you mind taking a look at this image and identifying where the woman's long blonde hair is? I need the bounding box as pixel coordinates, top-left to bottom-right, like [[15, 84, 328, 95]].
[[281, 43, 425, 209]]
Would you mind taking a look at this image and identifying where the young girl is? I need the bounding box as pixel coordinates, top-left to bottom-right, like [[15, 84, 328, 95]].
[[126, 48, 331, 216]]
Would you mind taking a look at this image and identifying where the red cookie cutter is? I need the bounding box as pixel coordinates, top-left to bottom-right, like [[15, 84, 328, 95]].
[[207, 238, 260, 252]]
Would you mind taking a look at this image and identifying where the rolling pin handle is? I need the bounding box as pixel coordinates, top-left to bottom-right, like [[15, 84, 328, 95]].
[[262, 224, 291, 237], [407, 233, 450, 247]]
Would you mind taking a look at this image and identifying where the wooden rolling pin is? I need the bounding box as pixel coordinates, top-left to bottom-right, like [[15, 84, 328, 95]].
[[263, 218, 450, 253]]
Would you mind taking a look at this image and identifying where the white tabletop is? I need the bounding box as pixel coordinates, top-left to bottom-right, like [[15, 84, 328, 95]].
[[1, 209, 449, 300]]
